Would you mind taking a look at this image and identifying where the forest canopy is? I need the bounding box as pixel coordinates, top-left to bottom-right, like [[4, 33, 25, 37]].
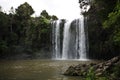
[[0, 2, 58, 59]]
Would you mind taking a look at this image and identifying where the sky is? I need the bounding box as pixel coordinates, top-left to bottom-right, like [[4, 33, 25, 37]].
[[0, 0, 80, 20]]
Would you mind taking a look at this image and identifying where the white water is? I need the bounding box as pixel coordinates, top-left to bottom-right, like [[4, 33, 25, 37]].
[[52, 0, 90, 60], [79, 16, 87, 60], [55, 20, 61, 59], [75, 19, 79, 59], [52, 17, 88, 60], [62, 21, 72, 59], [52, 20, 61, 59]]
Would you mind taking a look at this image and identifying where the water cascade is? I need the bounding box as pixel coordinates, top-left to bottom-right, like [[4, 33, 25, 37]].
[[62, 20, 72, 59], [52, 17, 88, 60], [52, 0, 90, 60], [78, 16, 87, 60], [52, 20, 61, 59]]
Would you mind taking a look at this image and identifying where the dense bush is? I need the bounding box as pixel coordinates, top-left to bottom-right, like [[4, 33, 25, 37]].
[[0, 2, 58, 59], [87, 0, 120, 59]]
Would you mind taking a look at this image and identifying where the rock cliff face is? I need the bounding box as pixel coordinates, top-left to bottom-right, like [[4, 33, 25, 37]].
[[64, 56, 120, 79], [79, 0, 91, 13], [86, 2, 105, 59]]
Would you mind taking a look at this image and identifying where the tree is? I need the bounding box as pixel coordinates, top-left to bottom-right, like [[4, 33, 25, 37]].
[[87, 0, 119, 59], [0, 11, 10, 57], [0, 6, 2, 12], [40, 10, 51, 20], [0, 2, 58, 59], [16, 2, 34, 20], [14, 2, 34, 45], [51, 15, 58, 20], [103, 0, 120, 53], [9, 7, 15, 33]]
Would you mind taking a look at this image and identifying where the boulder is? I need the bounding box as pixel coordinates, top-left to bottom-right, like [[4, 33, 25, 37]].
[[64, 56, 120, 77]]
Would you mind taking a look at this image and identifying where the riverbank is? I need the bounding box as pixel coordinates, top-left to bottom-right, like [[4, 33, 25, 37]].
[[64, 56, 120, 80]]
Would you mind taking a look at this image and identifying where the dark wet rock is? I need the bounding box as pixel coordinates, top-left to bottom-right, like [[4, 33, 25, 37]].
[[64, 56, 120, 77], [64, 64, 91, 76], [64, 65, 79, 76]]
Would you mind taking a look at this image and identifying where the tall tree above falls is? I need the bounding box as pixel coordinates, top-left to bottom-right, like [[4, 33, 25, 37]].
[[14, 2, 34, 45], [16, 2, 34, 20]]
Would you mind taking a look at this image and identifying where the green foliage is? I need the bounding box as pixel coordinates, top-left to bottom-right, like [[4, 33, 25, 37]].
[[113, 29, 120, 46], [93, 0, 117, 22], [28, 16, 51, 50], [40, 10, 51, 20], [0, 41, 8, 53], [85, 67, 109, 80], [16, 2, 34, 20], [39, 16, 50, 24], [103, 1, 120, 28], [0, 3, 58, 59], [88, 0, 120, 59], [111, 65, 120, 78], [85, 67, 96, 80], [102, 0, 120, 53], [51, 15, 58, 20], [97, 77, 108, 80], [0, 6, 2, 12]]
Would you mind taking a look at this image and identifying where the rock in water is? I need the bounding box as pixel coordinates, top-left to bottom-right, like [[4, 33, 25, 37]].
[[64, 56, 120, 77]]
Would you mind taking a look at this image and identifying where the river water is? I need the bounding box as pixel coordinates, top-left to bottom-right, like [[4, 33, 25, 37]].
[[0, 59, 94, 80]]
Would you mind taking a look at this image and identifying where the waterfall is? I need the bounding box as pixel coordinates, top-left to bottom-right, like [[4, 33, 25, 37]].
[[78, 15, 87, 60], [52, 20, 61, 59], [75, 19, 79, 59], [52, 17, 88, 60], [51, 0, 90, 60], [62, 21, 72, 59]]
